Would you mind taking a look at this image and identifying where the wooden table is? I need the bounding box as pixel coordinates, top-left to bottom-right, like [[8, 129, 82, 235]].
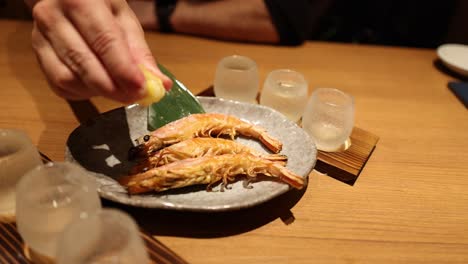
[[1, 19, 468, 263]]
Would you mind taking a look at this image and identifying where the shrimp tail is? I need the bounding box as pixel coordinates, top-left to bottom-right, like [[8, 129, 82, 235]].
[[259, 132, 282, 153], [263, 154, 288, 166], [269, 163, 305, 189]]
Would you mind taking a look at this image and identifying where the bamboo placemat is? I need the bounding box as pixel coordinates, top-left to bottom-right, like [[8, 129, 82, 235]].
[[0, 221, 188, 264]]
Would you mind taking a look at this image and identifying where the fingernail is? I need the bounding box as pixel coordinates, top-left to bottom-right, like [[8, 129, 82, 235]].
[[162, 76, 173, 91], [137, 85, 148, 97]]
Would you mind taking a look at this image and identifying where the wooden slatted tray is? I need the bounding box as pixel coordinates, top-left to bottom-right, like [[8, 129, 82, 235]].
[[0, 221, 188, 264], [315, 127, 379, 185]]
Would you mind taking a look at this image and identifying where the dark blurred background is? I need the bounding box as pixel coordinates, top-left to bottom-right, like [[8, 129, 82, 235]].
[[0, 0, 31, 20], [2, 0, 467, 48], [311, 0, 468, 48]]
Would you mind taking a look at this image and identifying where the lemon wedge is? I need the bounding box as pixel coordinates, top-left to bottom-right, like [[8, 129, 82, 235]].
[[137, 65, 166, 106]]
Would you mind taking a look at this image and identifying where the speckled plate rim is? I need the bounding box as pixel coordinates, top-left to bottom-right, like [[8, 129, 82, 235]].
[[65, 96, 317, 212]]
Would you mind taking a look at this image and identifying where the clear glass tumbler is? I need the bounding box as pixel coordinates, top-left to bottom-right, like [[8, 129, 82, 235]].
[[0, 129, 42, 221], [56, 209, 150, 264], [213, 55, 259, 103], [16, 162, 102, 258], [302, 88, 354, 152], [260, 69, 308, 122]]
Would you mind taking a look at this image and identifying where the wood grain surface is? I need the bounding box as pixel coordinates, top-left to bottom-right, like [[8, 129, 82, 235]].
[[1, 20, 468, 264]]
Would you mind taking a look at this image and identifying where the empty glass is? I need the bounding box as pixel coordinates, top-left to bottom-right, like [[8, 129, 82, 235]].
[[16, 162, 102, 258], [260, 69, 308, 122], [0, 129, 42, 221], [214, 55, 259, 103], [56, 209, 150, 264], [302, 88, 354, 152]]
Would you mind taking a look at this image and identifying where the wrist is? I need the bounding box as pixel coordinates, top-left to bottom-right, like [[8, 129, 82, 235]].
[[25, 0, 38, 9], [155, 0, 177, 33]]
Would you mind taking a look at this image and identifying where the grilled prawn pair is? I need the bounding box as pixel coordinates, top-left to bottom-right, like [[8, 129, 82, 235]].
[[120, 113, 305, 194]]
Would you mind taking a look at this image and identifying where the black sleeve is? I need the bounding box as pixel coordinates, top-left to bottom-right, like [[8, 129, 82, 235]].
[[264, 0, 333, 45]]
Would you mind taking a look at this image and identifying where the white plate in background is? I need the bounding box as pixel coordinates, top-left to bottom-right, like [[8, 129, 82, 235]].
[[437, 44, 468, 76]]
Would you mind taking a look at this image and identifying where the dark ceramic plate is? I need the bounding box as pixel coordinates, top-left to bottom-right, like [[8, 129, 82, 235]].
[[65, 97, 316, 211]]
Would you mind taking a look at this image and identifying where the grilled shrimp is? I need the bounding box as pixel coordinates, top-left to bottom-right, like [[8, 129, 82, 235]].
[[119, 154, 305, 194], [130, 138, 287, 174], [128, 113, 282, 160]]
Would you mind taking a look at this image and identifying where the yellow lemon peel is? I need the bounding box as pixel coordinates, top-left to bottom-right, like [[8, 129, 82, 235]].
[[137, 65, 166, 106]]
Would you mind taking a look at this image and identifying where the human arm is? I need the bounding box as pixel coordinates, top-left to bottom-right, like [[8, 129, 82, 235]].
[[130, 0, 280, 44], [25, 0, 172, 103]]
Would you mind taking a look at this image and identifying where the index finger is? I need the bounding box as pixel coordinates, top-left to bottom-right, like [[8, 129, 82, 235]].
[[114, 3, 173, 91], [61, 0, 145, 96]]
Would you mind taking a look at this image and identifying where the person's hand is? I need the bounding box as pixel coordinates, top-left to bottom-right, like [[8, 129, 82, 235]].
[[27, 0, 172, 103]]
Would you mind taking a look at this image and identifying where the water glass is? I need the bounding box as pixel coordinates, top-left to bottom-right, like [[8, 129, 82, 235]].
[[214, 55, 259, 103], [16, 162, 102, 259], [0, 129, 42, 221], [56, 209, 150, 264], [302, 88, 354, 152], [260, 69, 308, 122]]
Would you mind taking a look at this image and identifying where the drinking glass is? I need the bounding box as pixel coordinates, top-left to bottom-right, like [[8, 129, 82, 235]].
[[0, 129, 42, 221], [260, 69, 308, 122], [302, 88, 354, 152], [213, 55, 259, 103], [16, 162, 102, 259], [56, 209, 150, 264]]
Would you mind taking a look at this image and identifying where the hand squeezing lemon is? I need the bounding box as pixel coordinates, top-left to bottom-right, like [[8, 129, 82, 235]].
[[137, 65, 167, 106]]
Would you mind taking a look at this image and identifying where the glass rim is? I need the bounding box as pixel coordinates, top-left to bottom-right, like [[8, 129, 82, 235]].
[[0, 129, 34, 163], [17, 162, 97, 209], [218, 55, 257, 71], [0, 128, 28, 135], [0, 141, 28, 163], [69, 208, 139, 233], [56, 209, 141, 260], [267, 68, 306, 78], [264, 69, 308, 87], [312, 87, 354, 107]]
